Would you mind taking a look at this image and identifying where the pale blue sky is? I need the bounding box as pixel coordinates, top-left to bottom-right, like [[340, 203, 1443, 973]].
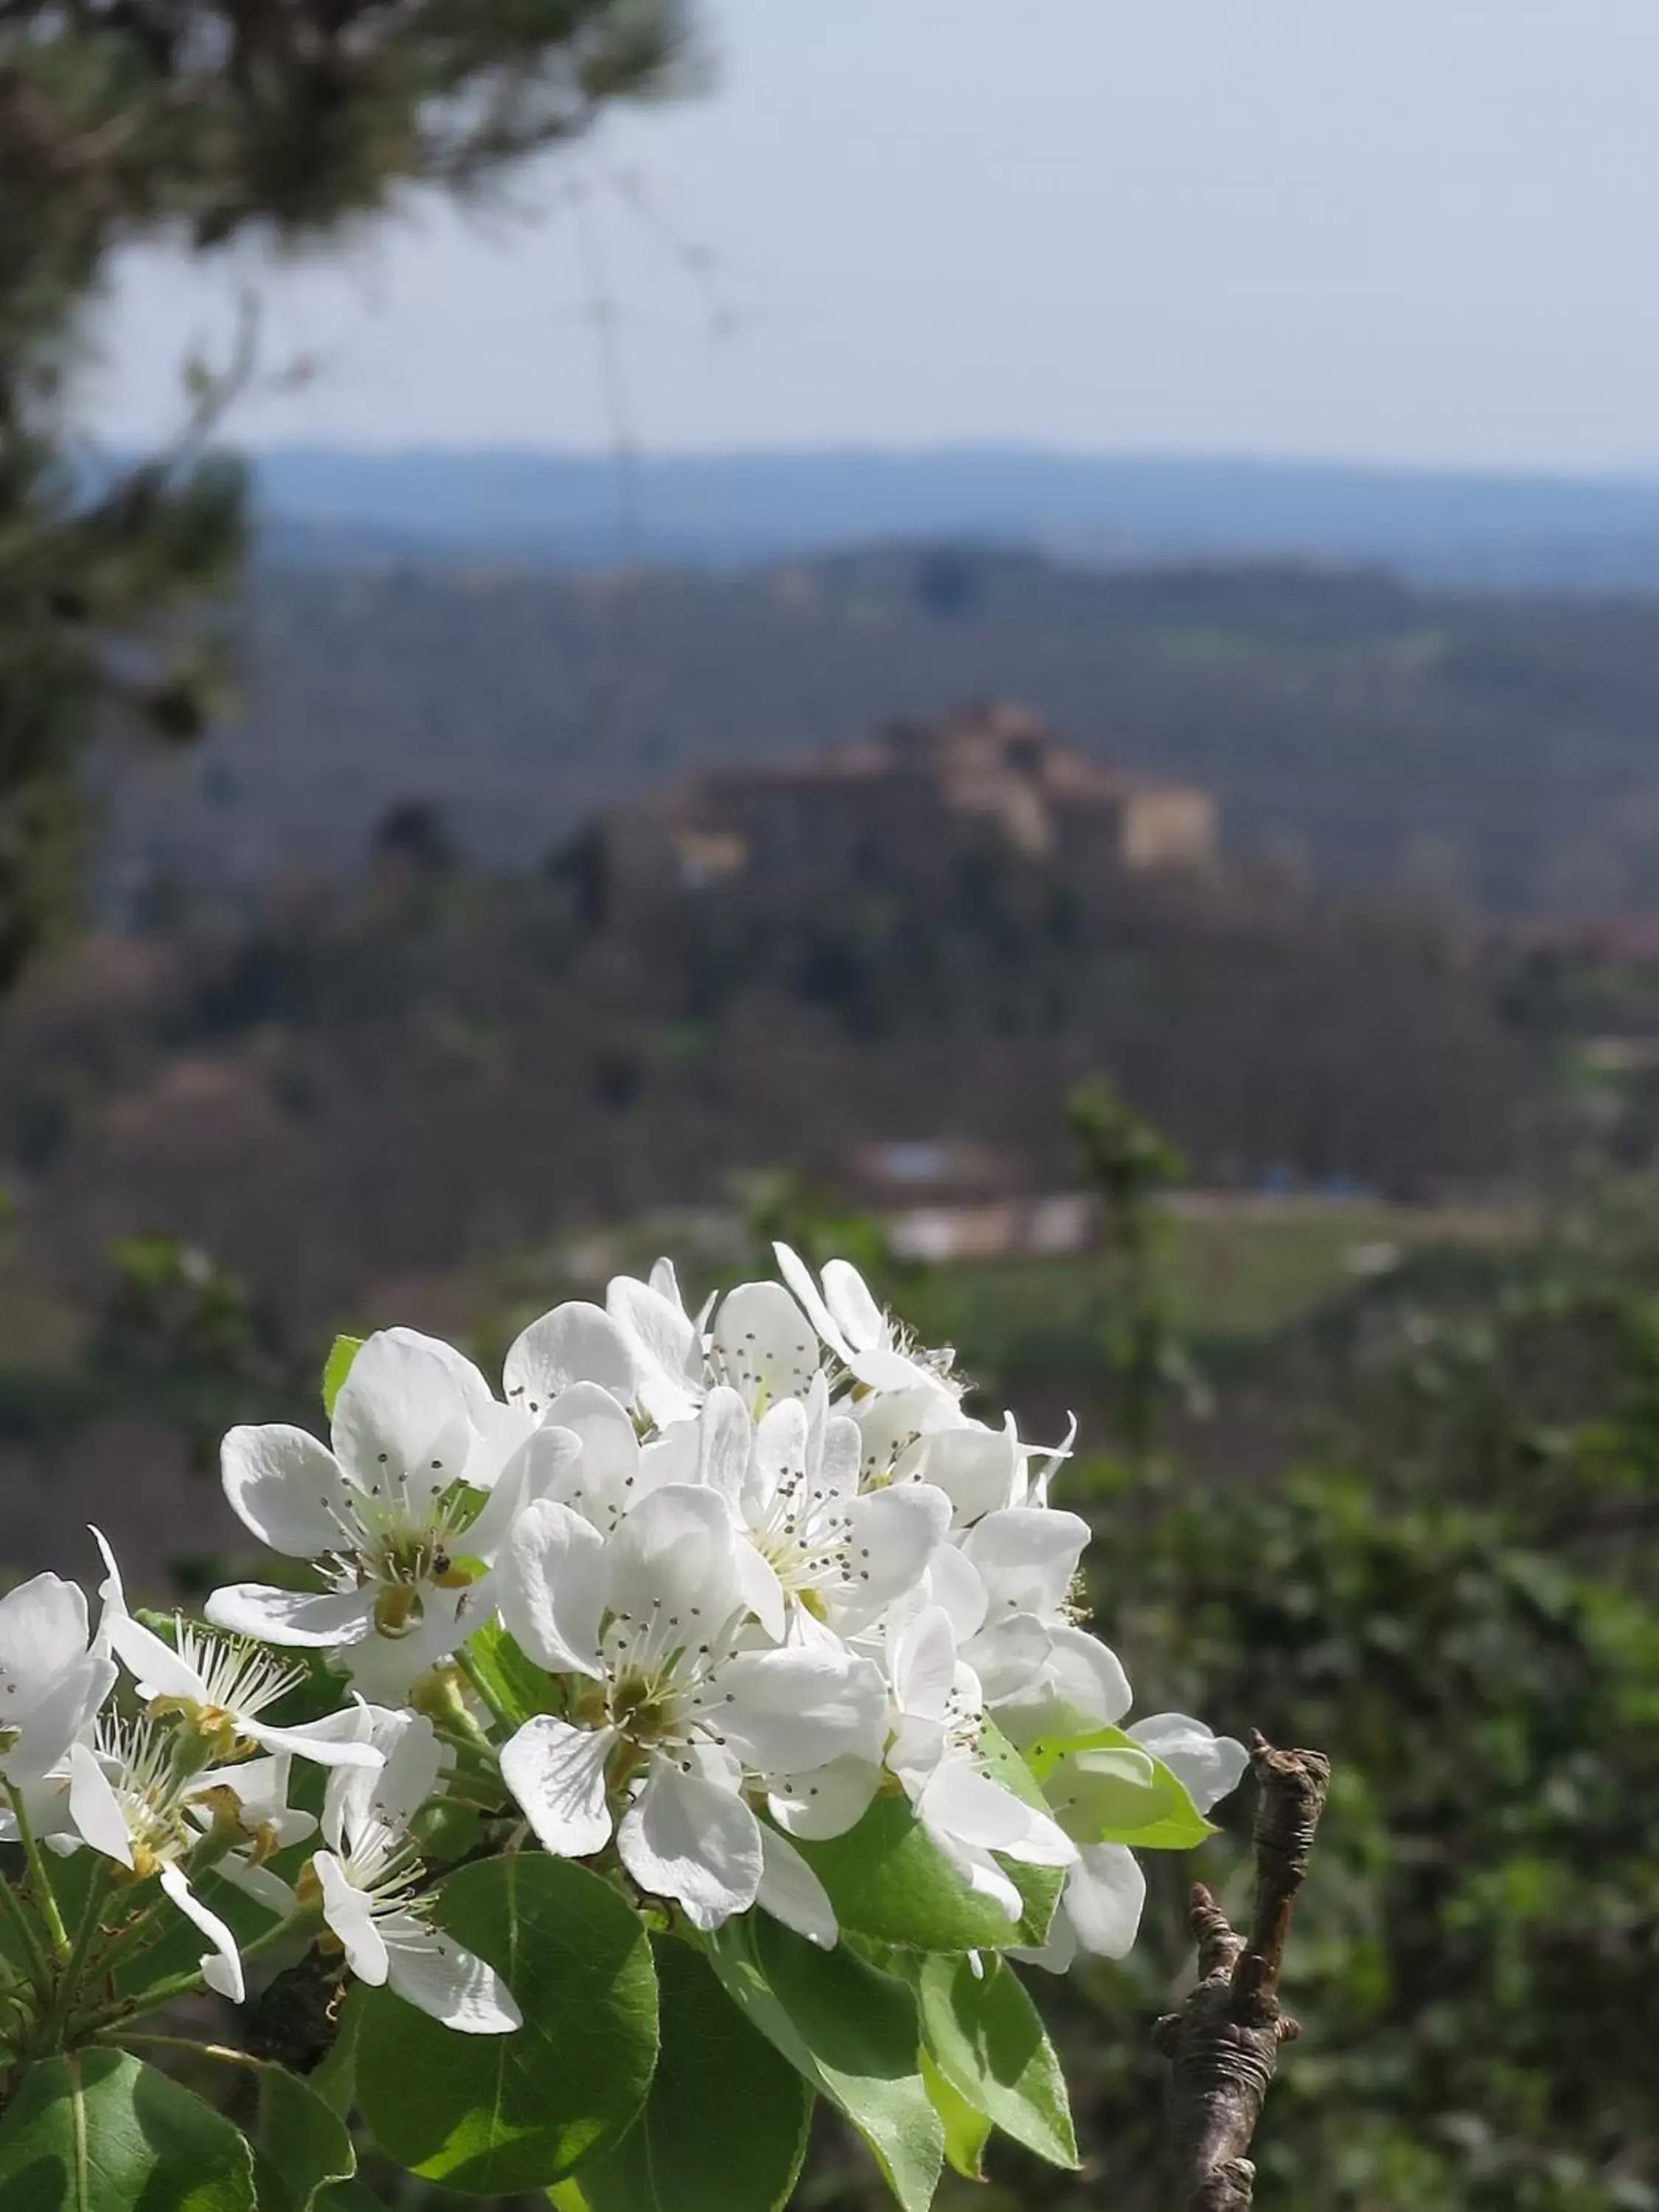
[[92, 0, 1659, 471]]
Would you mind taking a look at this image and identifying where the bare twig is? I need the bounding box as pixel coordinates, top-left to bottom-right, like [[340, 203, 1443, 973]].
[[1152, 1731, 1330, 2211]]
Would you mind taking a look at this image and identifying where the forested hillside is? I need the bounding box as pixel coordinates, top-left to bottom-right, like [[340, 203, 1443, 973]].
[[102, 549, 1659, 917]]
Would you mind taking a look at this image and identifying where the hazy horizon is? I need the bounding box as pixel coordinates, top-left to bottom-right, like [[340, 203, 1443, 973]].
[[228, 439, 1659, 484], [90, 0, 1659, 475]]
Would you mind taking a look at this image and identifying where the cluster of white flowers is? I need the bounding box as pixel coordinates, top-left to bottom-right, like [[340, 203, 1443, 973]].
[[0, 1245, 1245, 2041]]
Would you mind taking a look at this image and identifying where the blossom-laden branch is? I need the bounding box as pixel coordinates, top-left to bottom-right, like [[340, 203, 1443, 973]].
[[1152, 1731, 1331, 2212], [0, 1241, 1270, 2212]]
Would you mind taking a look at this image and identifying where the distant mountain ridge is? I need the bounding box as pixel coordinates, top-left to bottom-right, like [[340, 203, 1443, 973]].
[[252, 445, 1659, 590]]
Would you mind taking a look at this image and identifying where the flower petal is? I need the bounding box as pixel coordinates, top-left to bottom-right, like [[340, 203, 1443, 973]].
[[498, 1500, 606, 1679], [766, 1753, 881, 1840], [836, 1484, 949, 1614], [332, 1331, 478, 1495], [0, 1652, 116, 1787], [603, 1485, 741, 1632], [67, 1742, 131, 1867], [243, 1717, 382, 1770], [1061, 1843, 1147, 1958], [919, 1421, 1020, 1527], [505, 1302, 636, 1419], [1011, 1903, 1079, 1976], [924, 1543, 990, 1642], [159, 1864, 246, 2004], [853, 1383, 959, 1486], [616, 1758, 762, 1930], [383, 1915, 521, 2034], [757, 1824, 838, 1948], [325, 1709, 440, 1851], [0, 1573, 90, 1712], [717, 1646, 886, 1773], [541, 1383, 643, 1526], [607, 1276, 701, 1427], [821, 1260, 886, 1354], [892, 1605, 960, 1725], [315, 1849, 390, 1984], [697, 1386, 754, 1512], [204, 1584, 377, 1649], [104, 1611, 205, 1706], [771, 1243, 853, 1363], [734, 1542, 788, 1644], [754, 1398, 810, 1517], [218, 1858, 297, 1916], [220, 1426, 355, 1558], [1127, 1714, 1250, 1813], [1044, 1626, 1134, 1726], [961, 1508, 1091, 1622], [383, 1326, 497, 1426], [712, 1282, 820, 1409], [500, 1716, 616, 1859], [965, 1615, 1054, 1707], [919, 1756, 1075, 1867], [465, 1422, 580, 1561]]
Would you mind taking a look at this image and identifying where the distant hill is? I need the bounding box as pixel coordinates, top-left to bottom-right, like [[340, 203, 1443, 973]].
[[250, 445, 1659, 591], [96, 546, 1659, 917]]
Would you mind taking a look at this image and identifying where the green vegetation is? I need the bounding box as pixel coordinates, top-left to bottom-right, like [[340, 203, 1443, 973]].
[[795, 1174, 1659, 2212], [108, 550, 1659, 917]]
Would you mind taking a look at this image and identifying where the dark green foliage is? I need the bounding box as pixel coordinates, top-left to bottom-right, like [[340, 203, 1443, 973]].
[[1068, 1078, 1197, 1464], [808, 1178, 1659, 2212], [122, 553, 1659, 921], [0, 854, 1540, 1334]]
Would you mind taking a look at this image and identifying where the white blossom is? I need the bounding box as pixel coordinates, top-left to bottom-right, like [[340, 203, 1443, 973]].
[[66, 1720, 253, 2001], [95, 1534, 381, 1771], [687, 1380, 951, 1642], [206, 1329, 575, 1696], [0, 1571, 116, 1790], [308, 1705, 519, 2035], [497, 1484, 885, 1930]]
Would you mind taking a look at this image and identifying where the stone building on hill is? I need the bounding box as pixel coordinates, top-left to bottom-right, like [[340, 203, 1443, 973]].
[[591, 702, 1216, 899]]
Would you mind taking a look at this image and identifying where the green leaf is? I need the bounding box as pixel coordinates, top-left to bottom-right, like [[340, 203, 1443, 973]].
[[705, 1915, 942, 2212], [0, 2049, 255, 2212], [315, 2188, 389, 2212], [355, 1854, 658, 2197], [914, 1955, 1078, 2171], [1024, 1725, 1214, 1850], [306, 1985, 364, 2121], [577, 1935, 810, 2212], [251, 2062, 355, 2212], [460, 1620, 563, 1730], [919, 2051, 990, 2182], [321, 1335, 364, 1418], [790, 1750, 1065, 1952], [547, 2187, 594, 2211]]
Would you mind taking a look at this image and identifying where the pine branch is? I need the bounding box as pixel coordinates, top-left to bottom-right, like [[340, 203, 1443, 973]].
[[1152, 1731, 1331, 2211]]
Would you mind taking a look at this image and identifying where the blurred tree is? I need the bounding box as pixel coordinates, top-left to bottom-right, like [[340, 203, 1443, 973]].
[[1068, 1076, 1203, 1466], [0, 0, 692, 989], [746, 1166, 900, 1295]]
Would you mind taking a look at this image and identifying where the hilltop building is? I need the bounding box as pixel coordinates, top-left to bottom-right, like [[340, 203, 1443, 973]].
[[590, 702, 1216, 899]]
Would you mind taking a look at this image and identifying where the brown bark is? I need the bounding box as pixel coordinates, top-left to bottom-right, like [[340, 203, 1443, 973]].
[[1152, 1731, 1331, 2211]]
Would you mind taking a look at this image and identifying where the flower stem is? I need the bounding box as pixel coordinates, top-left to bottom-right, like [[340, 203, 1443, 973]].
[[455, 1644, 518, 1736], [0, 1867, 54, 1997], [97, 2030, 263, 2072], [89, 1891, 167, 1982], [5, 1787, 69, 1959], [44, 1865, 112, 2051], [74, 1903, 316, 2039]]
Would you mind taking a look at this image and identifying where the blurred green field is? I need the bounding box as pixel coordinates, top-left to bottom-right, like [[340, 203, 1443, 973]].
[[898, 1200, 1520, 1405]]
